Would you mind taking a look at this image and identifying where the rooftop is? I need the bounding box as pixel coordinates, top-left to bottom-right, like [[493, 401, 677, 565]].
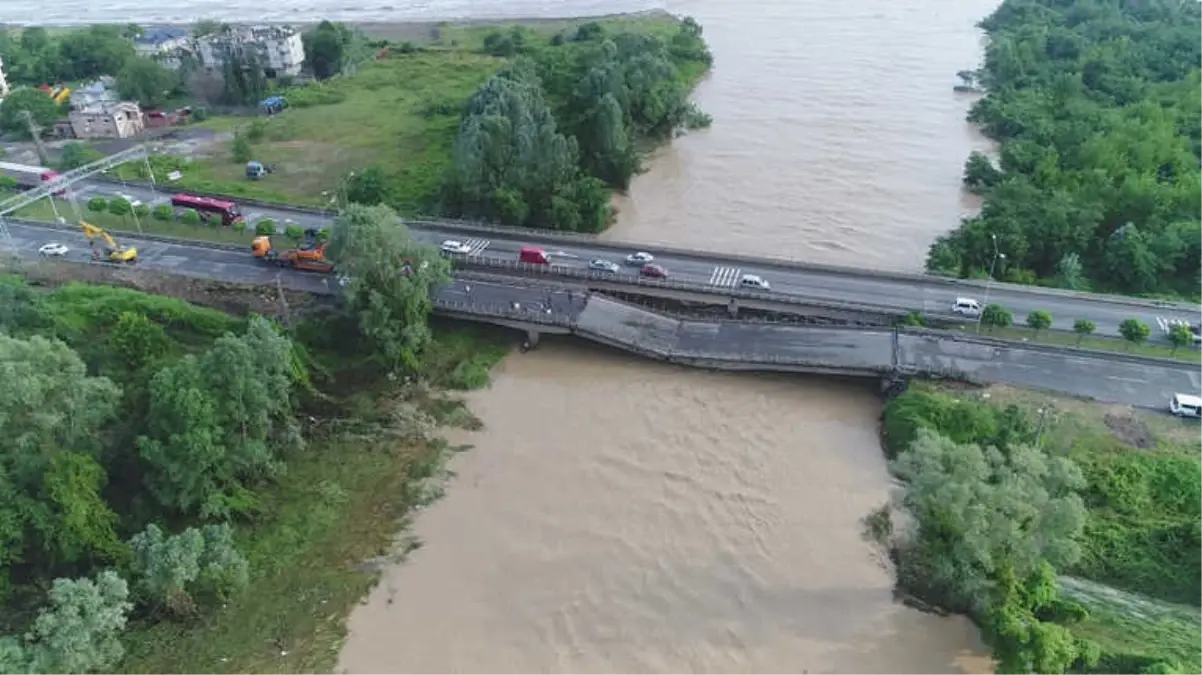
[[134, 27, 189, 46]]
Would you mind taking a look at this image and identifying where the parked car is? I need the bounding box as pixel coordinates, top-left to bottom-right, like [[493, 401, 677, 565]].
[[38, 242, 69, 257], [625, 251, 654, 266], [589, 259, 621, 274], [640, 263, 668, 279], [439, 240, 473, 255], [1169, 393, 1201, 418]]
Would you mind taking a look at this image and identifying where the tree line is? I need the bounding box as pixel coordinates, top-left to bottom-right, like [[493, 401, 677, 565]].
[[0, 205, 450, 672], [440, 19, 712, 232], [878, 385, 1200, 673], [927, 0, 1201, 299]]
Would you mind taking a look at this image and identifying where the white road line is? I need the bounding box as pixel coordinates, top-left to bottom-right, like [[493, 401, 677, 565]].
[[464, 238, 490, 255], [708, 265, 741, 287]]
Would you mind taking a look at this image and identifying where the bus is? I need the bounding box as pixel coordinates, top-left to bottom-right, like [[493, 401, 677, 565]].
[[170, 193, 244, 226], [0, 161, 63, 192]]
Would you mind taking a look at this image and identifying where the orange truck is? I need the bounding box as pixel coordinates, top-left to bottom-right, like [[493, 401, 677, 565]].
[[251, 229, 334, 273]]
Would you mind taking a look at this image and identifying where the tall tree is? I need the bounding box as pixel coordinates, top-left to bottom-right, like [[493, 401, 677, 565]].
[[302, 21, 352, 80], [326, 204, 451, 370], [0, 88, 60, 139], [116, 57, 179, 108], [23, 571, 132, 674]]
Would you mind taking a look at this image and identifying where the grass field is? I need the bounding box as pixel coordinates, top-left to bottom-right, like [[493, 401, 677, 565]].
[[941, 322, 1201, 363], [15, 198, 257, 245]]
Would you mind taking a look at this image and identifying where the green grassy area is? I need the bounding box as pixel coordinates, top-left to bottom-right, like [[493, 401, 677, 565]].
[[109, 50, 500, 211]]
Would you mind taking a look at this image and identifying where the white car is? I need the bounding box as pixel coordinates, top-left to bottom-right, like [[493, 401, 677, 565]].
[[38, 242, 69, 257], [589, 258, 621, 273], [1169, 393, 1201, 418], [951, 297, 982, 317], [439, 240, 473, 255], [739, 273, 770, 290], [625, 251, 654, 266]]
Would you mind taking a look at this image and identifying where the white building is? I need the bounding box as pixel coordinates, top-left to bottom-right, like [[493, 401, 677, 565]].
[[196, 25, 305, 79], [69, 101, 145, 140], [0, 55, 10, 99]]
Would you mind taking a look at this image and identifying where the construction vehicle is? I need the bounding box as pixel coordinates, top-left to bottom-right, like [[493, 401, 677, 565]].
[[251, 228, 333, 273], [79, 221, 137, 263]]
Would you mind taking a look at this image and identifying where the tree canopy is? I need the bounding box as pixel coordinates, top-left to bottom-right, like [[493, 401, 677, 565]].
[[0, 25, 136, 86], [927, 0, 1201, 299], [440, 17, 712, 231], [116, 57, 180, 109]]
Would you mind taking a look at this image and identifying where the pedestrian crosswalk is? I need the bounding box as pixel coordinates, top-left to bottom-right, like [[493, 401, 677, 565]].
[[708, 265, 742, 287], [1156, 316, 1194, 334], [461, 238, 491, 255]]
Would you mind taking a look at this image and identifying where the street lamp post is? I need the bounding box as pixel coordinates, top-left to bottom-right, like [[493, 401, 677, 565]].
[[976, 234, 1005, 333]]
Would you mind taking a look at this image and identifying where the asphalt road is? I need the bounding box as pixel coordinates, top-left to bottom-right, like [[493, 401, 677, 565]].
[[47, 179, 1202, 340]]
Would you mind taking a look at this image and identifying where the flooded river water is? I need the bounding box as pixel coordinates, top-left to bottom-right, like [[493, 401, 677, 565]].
[[3, 0, 1001, 670]]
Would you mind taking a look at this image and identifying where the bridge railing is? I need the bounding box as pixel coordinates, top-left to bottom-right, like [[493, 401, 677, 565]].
[[449, 255, 902, 316]]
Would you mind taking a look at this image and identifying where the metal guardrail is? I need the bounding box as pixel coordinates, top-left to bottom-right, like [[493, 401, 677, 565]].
[[88, 176, 1199, 313]]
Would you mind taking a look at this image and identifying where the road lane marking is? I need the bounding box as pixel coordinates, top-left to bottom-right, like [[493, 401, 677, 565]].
[[463, 238, 490, 256], [709, 265, 741, 287]]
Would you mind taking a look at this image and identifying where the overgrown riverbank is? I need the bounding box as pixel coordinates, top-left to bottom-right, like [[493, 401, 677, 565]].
[[0, 207, 513, 673], [106, 12, 711, 233], [873, 382, 1201, 673]]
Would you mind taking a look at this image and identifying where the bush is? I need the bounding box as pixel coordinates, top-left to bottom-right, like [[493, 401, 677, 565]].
[[87, 197, 108, 214], [191, 106, 210, 122], [246, 119, 267, 142], [132, 203, 151, 218], [107, 198, 131, 217], [231, 133, 252, 164], [283, 224, 304, 242], [981, 303, 1012, 330], [314, 227, 331, 243], [179, 209, 201, 226], [287, 83, 347, 109], [231, 218, 247, 233], [255, 219, 276, 236], [151, 204, 174, 221]]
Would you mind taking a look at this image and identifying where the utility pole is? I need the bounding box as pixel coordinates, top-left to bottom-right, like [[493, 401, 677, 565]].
[[20, 110, 51, 167]]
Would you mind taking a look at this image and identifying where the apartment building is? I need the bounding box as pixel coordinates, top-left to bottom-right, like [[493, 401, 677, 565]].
[[195, 25, 305, 79]]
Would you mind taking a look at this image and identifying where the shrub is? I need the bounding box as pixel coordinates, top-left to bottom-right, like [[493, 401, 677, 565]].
[[179, 209, 201, 226], [255, 219, 276, 236], [87, 197, 108, 213], [151, 204, 174, 221], [231, 219, 247, 233], [283, 224, 304, 242], [191, 106, 210, 122], [107, 198, 131, 217], [132, 203, 151, 218]]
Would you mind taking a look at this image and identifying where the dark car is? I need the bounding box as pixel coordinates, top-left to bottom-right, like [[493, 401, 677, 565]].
[[640, 263, 668, 279]]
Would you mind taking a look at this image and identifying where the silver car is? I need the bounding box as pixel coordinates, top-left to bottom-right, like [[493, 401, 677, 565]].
[[589, 258, 620, 274]]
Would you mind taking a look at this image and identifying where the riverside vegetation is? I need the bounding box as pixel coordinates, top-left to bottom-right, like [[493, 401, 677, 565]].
[[0, 204, 509, 673], [105, 13, 712, 233], [927, 0, 1202, 301], [874, 383, 1201, 674]]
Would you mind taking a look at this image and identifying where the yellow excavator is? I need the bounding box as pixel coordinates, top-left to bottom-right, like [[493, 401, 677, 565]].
[[80, 221, 138, 263]]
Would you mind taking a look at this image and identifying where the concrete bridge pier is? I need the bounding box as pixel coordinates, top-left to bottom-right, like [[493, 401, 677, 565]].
[[727, 297, 739, 318], [520, 329, 541, 353], [880, 375, 909, 400]]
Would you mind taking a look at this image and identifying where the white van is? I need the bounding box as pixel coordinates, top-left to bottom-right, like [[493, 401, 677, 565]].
[[952, 297, 982, 317], [1169, 393, 1202, 418]]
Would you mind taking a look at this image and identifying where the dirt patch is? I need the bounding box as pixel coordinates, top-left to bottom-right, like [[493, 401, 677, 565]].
[[1102, 412, 1156, 449], [6, 258, 331, 319]]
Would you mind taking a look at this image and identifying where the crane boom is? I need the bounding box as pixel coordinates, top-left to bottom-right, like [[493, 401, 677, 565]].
[[0, 145, 148, 217]]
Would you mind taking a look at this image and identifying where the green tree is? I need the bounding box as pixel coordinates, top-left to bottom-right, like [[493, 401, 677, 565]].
[[0, 335, 121, 573], [116, 57, 178, 108], [0, 87, 60, 138], [24, 571, 132, 674], [283, 224, 305, 243], [982, 562, 1098, 674], [344, 166, 388, 206], [107, 197, 131, 218], [151, 204, 174, 221], [889, 429, 1087, 615], [1167, 324, 1193, 355], [1053, 253, 1086, 291], [133, 203, 151, 219], [87, 196, 109, 214], [128, 523, 249, 617], [302, 20, 353, 79], [1072, 318, 1095, 346], [137, 317, 301, 518], [962, 151, 1002, 194], [56, 25, 135, 81], [1025, 310, 1052, 337], [981, 303, 1012, 330], [231, 133, 253, 164], [106, 310, 170, 372], [255, 218, 276, 236], [1118, 318, 1150, 349], [246, 118, 267, 142], [58, 142, 103, 171], [179, 208, 201, 226], [326, 204, 451, 370]]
